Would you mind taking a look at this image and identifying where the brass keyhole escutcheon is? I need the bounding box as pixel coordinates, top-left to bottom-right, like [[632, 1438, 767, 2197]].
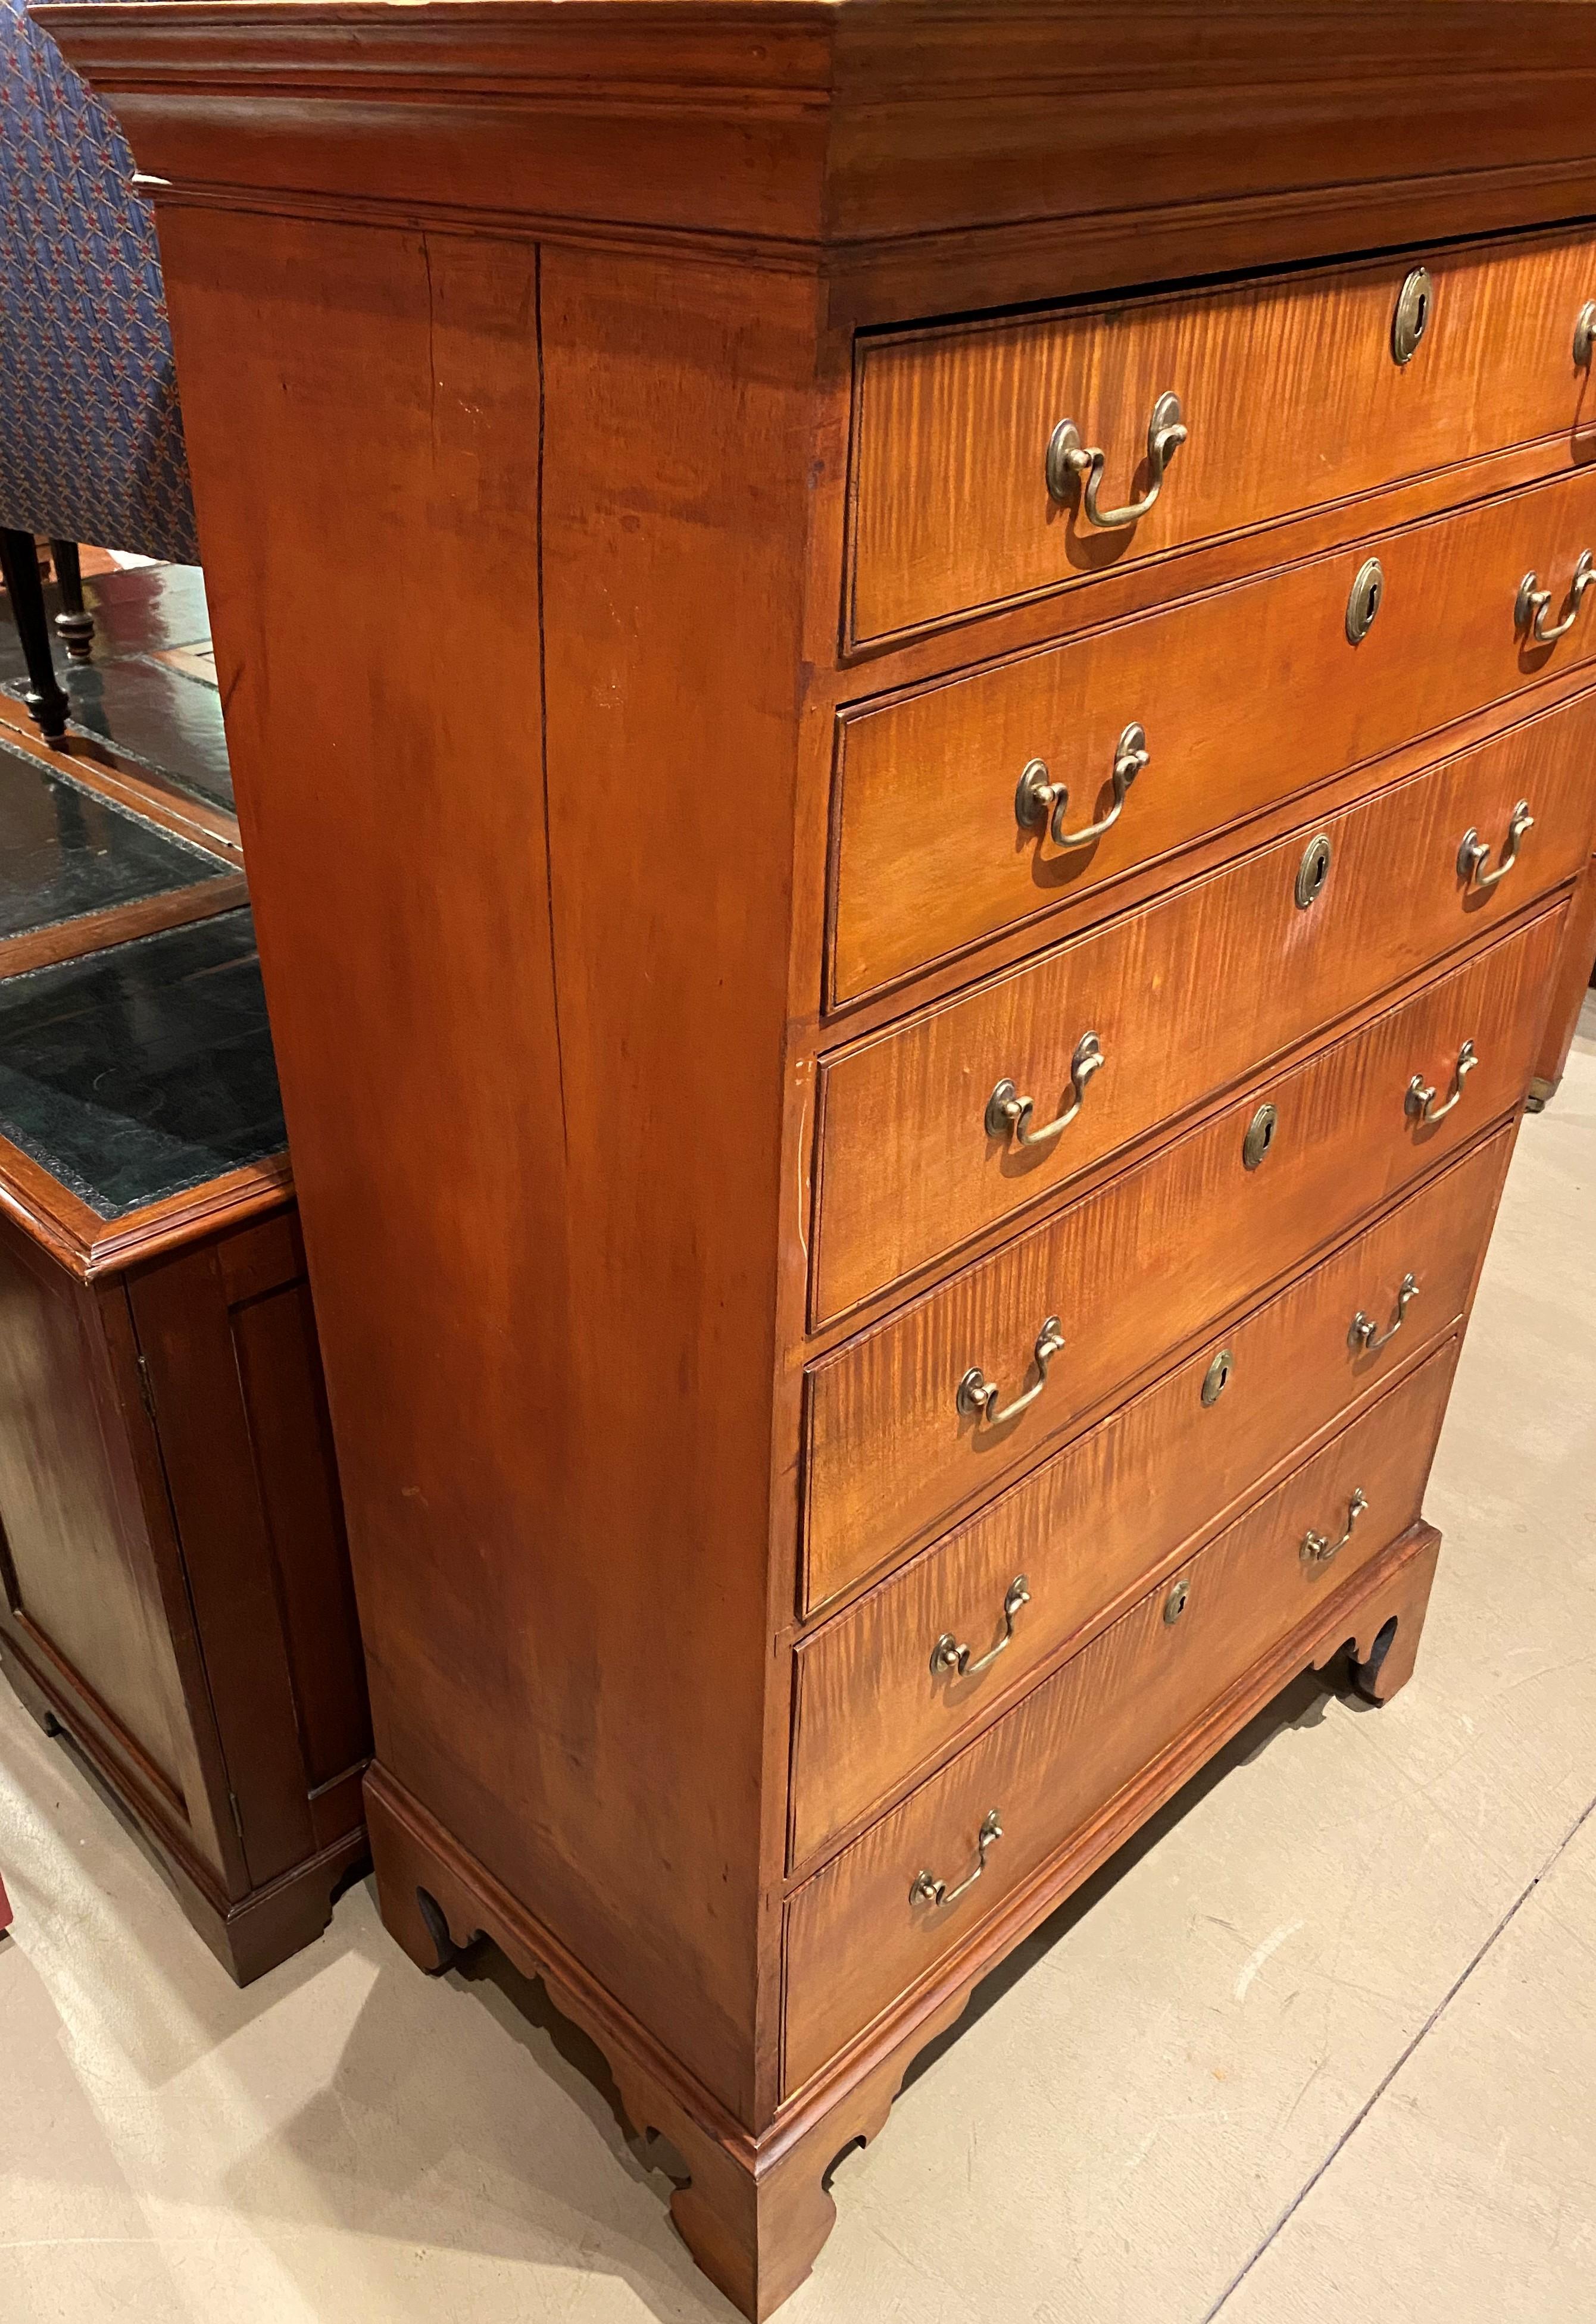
[[1201, 1348, 1234, 1406], [1295, 834, 1333, 911], [1164, 1578, 1190, 1625], [1243, 1102, 1278, 1171], [1392, 265, 1433, 365], [1346, 558, 1385, 644]]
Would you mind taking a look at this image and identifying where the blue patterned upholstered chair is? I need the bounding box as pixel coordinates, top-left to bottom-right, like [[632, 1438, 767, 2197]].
[[0, 0, 198, 739]]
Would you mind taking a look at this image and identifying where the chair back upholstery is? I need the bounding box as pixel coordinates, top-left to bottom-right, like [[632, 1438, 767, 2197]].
[[0, 0, 198, 561]]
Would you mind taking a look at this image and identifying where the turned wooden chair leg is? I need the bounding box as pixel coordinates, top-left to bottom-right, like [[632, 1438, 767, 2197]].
[[48, 539, 95, 662], [0, 527, 70, 739]]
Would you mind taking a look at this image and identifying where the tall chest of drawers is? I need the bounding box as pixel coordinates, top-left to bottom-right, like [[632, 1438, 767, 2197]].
[[46, 1, 1596, 2312]]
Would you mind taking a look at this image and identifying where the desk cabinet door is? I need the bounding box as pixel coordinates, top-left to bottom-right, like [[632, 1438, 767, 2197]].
[[129, 1211, 369, 1890], [0, 1225, 209, 1854]]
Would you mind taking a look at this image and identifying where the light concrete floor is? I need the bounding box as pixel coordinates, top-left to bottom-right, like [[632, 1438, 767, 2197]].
[[3, 994, 1594, 2324]]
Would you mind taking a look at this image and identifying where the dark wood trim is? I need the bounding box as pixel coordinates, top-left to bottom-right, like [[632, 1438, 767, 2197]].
[[5, 1613, 363, 1981], [820, 167, 1596, 336], [0, 1191, 369, 1981], [1, 1610, 189, 1819], [0, 693, 243, 864], [308, 1759, 367, 1850], [0, 872, 251, 984], [0, 1134, 295, 1284], [129, 1241, 322, 1887], [48, 540, 96, 662]]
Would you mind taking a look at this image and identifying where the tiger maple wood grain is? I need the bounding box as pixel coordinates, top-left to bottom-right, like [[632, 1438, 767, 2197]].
[[804, 905, 1566, 1605], [785, 1347, 1458, 2092], [831, 486, 1596, 1009], [817, 710, 1595, 1318], [791, 1127, 1510, 1863], [849, 224, 1596, 645]]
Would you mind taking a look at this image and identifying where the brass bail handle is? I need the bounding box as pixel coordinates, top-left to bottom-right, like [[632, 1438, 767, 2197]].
[[1457, 800, 1533, 892], [1349, 1272, 1420, 1355], [1046, 392, 1187, 528], [1301, 1488, 1369, 1568], [931, 1575, 1031, 1679], [986, 1031, 1105, 1150], [1515, 550, 1596, 646], [958, 1316, 1066, 1428], [1016, 724, 1149, 851], [910, 1809, 1004, 1910], [1407, 1039, 1478, 1125]]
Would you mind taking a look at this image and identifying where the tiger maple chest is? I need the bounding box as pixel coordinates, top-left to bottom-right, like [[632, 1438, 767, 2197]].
[[43, 1, 1596, 2313]]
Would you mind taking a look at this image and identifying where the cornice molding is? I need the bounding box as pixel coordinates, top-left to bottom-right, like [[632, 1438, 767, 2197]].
[[35, 1, 1596, 312]]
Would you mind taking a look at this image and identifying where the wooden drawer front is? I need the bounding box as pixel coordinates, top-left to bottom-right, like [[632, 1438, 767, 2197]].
[[832, 471, 1596, 1006], [848, 226, 1596, 648], [816, 695, 1595, 1321], [791, 1128, 1508, 1868], [785, 1346, 1456, 2094], [802, 903, 1562, 1611]]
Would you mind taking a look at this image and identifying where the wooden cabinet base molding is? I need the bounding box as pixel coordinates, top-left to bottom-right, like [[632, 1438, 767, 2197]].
[[47, 0, 1592, 2306], [368, 1518, 1440, 2320]]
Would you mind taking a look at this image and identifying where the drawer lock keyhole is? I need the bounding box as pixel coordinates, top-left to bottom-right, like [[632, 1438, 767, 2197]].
[[1392, 266, 1433, 365], [1346, 558, 1385, 644], [1295, 833, 1333, 911], [1242, 1102, 1279, 1171], [1201, 1348, 1234, 1406], [1164, 1578, 1191, 1625]]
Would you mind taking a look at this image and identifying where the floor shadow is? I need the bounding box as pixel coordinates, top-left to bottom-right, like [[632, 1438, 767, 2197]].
[[898, 1663, 1347, 2098], [0, 1696, 364, 2079], [238, 1872, 738, 2323], [235, 1658, 1365, 2324]]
